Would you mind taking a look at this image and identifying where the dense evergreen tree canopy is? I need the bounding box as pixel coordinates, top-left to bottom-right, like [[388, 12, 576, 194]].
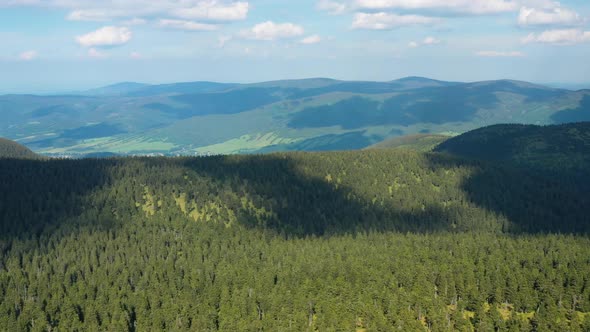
[[0, 138, 41, 160], [1, 146, 589, 331], [435, 122, 590, 187]]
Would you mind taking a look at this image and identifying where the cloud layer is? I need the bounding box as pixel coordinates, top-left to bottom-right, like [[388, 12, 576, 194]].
[[5, 0, 250, 22]]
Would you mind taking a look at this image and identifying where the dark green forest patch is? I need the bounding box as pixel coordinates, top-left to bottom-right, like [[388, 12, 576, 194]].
[[170, 88, 281, 117], [258, 131, 378, 153], [0, 150, 589, 330], [61, 123, 127, 140], [551, 95, 590, 124]]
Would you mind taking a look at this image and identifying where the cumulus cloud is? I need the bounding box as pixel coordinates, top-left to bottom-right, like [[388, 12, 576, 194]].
[[522, 29, 590, 45], [352, 12, 440, 30], [4, 1, 250, 22], [476, 50, 525, 57], [76, 26, 132, 47], [518, 6, 582, 26], [157, 19, 218, 31], [353, 0, 517, 15], [19, 50, 37, 61], [240, 21, 305, 41], [300, 35, 322, 44]]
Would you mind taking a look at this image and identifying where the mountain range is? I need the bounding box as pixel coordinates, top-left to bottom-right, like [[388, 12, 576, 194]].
[[1, 76, 589, 156]]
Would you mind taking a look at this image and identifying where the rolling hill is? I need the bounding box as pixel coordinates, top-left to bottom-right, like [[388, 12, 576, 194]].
[[1, 77, 589, 156], [435, 122, 590, 187], [0, 137, 41, 159], [367, 134, 451, 151]]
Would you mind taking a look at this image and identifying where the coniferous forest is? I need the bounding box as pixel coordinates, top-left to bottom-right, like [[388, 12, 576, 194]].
[[1, 141, 590, 331]]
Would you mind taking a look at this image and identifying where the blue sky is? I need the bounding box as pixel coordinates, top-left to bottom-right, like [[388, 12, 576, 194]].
[[0, 0, 589, 93]]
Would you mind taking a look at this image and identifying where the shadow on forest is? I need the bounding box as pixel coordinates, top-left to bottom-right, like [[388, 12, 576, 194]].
[[0, 150, 588, 244], [181, 152, 590, 237], [0, 158, 123, 243], [181, 154, 455, 236], [425, 153, 590, 234]]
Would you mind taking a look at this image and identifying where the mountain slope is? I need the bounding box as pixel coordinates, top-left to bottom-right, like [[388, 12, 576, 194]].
[[0, 148, 589, 330], [367, 134, 450, 151], [1, 77, 589, 156], [435, 122, 590, 189], [0, 138, 40, 159]]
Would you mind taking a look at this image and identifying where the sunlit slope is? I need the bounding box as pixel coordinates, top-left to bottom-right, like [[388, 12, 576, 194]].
[[367, 134, 451, 151]]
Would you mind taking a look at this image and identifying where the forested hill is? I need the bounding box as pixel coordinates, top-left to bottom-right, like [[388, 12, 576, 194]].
[[3, 77, 590, 156], [1, 149, 590, 330], [367, 134, 450, 151], [0, 138, 40, 159], [435, 122, 590, 186]]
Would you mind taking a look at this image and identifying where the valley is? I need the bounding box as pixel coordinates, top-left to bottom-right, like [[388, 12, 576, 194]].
[[2, 77, 589, 157]]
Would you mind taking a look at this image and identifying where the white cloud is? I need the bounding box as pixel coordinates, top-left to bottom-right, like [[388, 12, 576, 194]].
[[316, 0, 348, 14], [19, 50, 37, 61], [300, 35, 322, 44], [76, 26, 132, 47], [122, 18, 147, 26], [171, 1, 249, 21], [422, 36, 440, 45], [409, 36, 441, 47], [4, 1, 250, 22], [518, 6, 582, 26], [522, 29, 590, 45], [129, 51, 142, 59], [353, 0, 518, 15], [476, 50, 525, 57], [240, 21, 305, 41], [352, 12, 440, 30], [67, 9, 127, 21], [157, 19, 218, 31]]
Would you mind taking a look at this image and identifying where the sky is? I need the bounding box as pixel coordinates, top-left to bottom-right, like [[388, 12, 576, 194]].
[[0, 0, 590, 93]]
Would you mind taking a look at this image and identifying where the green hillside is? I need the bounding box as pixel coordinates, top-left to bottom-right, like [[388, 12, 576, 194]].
[[0, 138, 40, 159], [1, 78, 589, 156], [435, 122, 590, 186], [367, 134, 451, 151], [0, 148, 589, 330]]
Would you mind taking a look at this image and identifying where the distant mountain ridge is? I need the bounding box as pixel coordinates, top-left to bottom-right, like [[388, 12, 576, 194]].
[[1, 77, 589, 156]]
